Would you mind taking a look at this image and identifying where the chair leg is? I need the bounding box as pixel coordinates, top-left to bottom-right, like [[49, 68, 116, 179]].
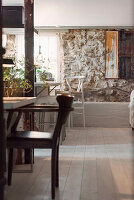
[[68, 113, 71, 128], [8, 148, 13, 185], [56, 147, 59, 187], [60, 125, 66, 144], [83, 109, 86, 128], [32, 148, 34, 164], [70, 112, 73, 127], [51, 149, 56, 199]]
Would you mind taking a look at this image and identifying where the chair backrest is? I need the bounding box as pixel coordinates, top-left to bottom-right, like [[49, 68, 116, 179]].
[[65, 76, 85, 104], [66, 76, 85, 94], [52, 95, 73, 146], [7, 95, 73, 148]]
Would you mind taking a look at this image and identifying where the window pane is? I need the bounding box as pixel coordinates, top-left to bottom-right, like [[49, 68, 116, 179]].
[[35, 34, 58, 82]]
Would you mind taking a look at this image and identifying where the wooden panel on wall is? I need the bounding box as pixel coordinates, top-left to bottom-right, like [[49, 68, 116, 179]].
[[118, 30, 133, 79], [119, 57, 131, 79], [119, 31, 131, 55], [105, 31, 118, 79]]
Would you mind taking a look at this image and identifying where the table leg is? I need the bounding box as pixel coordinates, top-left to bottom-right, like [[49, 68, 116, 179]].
[[24, 112, 34, 164]]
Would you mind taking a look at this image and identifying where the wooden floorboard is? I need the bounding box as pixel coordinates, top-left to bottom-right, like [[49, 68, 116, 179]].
[[6, 127, 134, 200]]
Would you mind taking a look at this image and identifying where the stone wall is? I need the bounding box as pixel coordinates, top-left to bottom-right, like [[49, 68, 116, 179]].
[[4, 35, 15, 58], [59, 29, 134, 102]]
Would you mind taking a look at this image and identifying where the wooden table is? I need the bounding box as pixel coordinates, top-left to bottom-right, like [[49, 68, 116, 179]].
[[3, 97, 36, 133], [34, 81, 61, 97], [3, 97, 36, 109]]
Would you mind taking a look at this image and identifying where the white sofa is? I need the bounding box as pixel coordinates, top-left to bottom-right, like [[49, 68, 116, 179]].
[[129, 90, 134, 129]]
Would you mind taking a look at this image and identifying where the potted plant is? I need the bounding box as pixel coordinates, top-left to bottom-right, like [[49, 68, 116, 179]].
[[3, 59, 32, 97]]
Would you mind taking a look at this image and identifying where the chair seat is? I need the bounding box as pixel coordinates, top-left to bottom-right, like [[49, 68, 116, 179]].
[[7, 131, 53, 148], [65, 76, 85, 127], [56, 90, 69, 95], [8, 131, 53, 139], [71, 91, 82, 95], [56, 91, 82, 95]]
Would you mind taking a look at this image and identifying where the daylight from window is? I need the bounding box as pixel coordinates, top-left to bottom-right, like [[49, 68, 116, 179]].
[[8, 33, 59, 82], [34, 34, 58, 82]]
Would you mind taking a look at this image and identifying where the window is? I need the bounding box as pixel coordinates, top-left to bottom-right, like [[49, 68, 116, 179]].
[[34, 33, 59, 82], [15, 34, 24, 60], [5, 32, 59, 82]]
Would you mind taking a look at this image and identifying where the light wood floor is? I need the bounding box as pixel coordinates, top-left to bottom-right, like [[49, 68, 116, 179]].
[[6, 128, 134, 200]]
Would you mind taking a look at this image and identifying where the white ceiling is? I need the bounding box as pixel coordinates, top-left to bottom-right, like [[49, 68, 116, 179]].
[[2, 0, 134, 27]]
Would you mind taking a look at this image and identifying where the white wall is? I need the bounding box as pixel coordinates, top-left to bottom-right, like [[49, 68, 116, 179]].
[[34, 0, 134, 26], [73, 102, 130, 127], [3, 0, 134, 26]]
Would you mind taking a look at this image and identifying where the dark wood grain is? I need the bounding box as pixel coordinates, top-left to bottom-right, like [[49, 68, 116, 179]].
[[0, 0, 6, 199], [119, 30, 134, 79], [24, 0, 34, 163], [24, 0, 34, 96]]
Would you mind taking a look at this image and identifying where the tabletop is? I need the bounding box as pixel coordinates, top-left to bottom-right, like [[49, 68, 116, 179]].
[[34, 81, 61, 87], [3, 97, 37, 109], [34, 81, 61, 96]]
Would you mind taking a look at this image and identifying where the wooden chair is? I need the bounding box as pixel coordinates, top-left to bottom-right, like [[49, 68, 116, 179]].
[[56, 76, 85, 127], [66, 76, 85, 127], [35, 96, 58, 129], [7, 95, 73, 199]]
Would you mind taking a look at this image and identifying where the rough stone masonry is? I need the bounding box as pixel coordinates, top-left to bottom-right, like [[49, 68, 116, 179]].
[[59, 29, 134, 102]]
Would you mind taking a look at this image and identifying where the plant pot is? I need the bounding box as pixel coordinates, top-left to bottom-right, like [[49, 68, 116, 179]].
[[4, 88, 24, 97]]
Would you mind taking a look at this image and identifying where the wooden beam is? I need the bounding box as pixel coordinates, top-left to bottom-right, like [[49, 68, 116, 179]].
[[24, 0, 34, 96], [0, 0, 6, 199], [24, 0, 34, 163]]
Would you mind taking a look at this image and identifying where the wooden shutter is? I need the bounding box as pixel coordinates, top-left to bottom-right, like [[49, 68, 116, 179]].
[[118, 30, 133, 79]]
